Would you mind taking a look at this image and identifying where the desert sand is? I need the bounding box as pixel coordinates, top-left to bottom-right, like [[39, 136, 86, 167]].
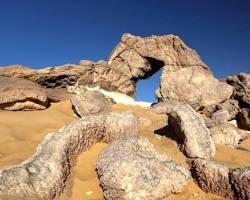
[[0, 101, 249, 200]]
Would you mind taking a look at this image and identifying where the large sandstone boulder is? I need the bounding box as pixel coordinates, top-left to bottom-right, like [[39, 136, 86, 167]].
[[0, 77, 49, 110], [109, 33, 233, 108], [0, 111, 139, 199], [169, 104, 215, 159], [209, 123, 242, 146], [157, 66, 233, 110], [70, 90, 112, 117], [226, 73, 250, 105], [226, 73, 250, 129], [230, 167, 250, 200], [96, 136, 190, 200], [189, 159, 235, 199], [0, 63, 94, 89]]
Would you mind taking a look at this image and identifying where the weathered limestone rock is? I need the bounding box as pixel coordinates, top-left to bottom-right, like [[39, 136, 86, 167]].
[[226, 73, 250, 130], [209, 123, 242, 146], [96, 136, 190, 200], [70, 90, 112, 117], [230, 167, 250, 199], [238, 107, 250, 130], [45, 88, 73, 102], [109, 33, 233, 108], [0, 77, 49, 110], [189, 158, 235, 199], [0, 111, 139, 199], [157, 66, 233, 110], [169, 104, 215, 159], [151, 100, 182, 114], [0, 64, 94, 89], [226, 73, 250, 105], [216, 99, 240, 121]]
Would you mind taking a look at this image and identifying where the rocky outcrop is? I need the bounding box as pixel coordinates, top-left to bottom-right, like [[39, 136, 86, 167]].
[[226, 73, 250, 105], [157, 66, 233, 110], [169, 104, 215, 159], [96, 136, 190, 200], [190, 159, 250, 200], [0, 111, 139, 199], [230, 167, 250, 200], [209, 123, 242, 146], [189, 159, 235, 199], [70, 90, 112, 117], [226, 73, 250, 129], [109, 33, 233, 109], [45, 88, 73, 102], [0, 64, 91, 89], [0, 77, 49, 110]]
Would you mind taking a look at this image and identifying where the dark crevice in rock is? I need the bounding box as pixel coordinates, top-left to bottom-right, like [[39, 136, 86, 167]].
[[140, 57, 165, 80]]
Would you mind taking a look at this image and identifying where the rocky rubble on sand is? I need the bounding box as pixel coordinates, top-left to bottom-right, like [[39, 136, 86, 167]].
[[0, 33, 249, 200], [0, 76, 49, 110], [0, 111, 139, 199], [96, 136, 190, 200], [70, 90, 112, 117]]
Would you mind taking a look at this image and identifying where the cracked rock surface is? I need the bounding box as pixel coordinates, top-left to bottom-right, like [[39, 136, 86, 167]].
[[70, 90, 112, 117], [0, 76, 49, 110], [96, 136, 190, 200], [0, 111, 139, 199], [169, 104, 215, 159]]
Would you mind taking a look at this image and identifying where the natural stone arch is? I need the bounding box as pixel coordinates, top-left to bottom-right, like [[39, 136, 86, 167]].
[[108, 33, 233, 109]]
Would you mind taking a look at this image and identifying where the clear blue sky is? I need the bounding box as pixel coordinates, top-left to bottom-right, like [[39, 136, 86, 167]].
[[0, 0, 249, 102]]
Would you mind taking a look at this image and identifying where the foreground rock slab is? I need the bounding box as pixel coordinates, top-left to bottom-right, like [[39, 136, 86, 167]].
[[0, 111, 139, 199], [190, 159, 250, 200], [189, 158, 235, 199], [96, 136, 190, 200], [230, 167, 250, 200], [70, 90, 112, 117], [0, 77, 49, 110], [169, 104, 215, 159]]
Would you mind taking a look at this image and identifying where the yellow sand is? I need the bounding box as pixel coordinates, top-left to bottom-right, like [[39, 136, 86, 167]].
[[0, 101, 249, 200]]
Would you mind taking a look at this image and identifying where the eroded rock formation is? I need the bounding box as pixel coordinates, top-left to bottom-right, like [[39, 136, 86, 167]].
[[0, 111, 139, 199], [189, 159, 235, 199], [70, 90, 112, 117], [0, 77, 49, 110], [96, 136, 190, 200], [169, 104, 215, 159], [226, 73, 250, 129]]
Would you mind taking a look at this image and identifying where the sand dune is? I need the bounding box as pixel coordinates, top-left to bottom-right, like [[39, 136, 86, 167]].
[[0, 101, 249, 199]]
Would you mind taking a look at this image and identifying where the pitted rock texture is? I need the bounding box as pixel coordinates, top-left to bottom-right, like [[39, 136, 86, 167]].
[[0, 111, 139, 199], [226, 73, 250, 105], [169, 104, 215, 159], [189, 158, 235, 199], [0, 77, 49, 110], [226, 73, 250, 130], [96, 136, 190, 200], [230, 167, 250, 200], [109, 33, 233, 108], [45, 88, 73, 102], [209, 123, 242, 146], [157, 66, 233, 110], [0, 64, 91, 89], [70, 90, 112, 117]]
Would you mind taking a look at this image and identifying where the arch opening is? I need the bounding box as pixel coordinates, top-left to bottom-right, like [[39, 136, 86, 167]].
[[135, 57, 165, 103]]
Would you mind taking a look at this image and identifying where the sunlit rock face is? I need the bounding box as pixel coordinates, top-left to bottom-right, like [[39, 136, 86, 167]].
[[0, 76, 49, 110], [109, 33, 233, 109]]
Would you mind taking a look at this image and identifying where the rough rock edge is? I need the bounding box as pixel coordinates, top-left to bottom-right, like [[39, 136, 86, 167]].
[[97, 136, 190, 200], [169, 104, 215, 159], [189, 158, 250, 200], [0, 111, 139, 199]]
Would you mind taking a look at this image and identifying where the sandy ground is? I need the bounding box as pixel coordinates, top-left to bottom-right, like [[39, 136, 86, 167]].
[[0, 101, 249, 200]]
